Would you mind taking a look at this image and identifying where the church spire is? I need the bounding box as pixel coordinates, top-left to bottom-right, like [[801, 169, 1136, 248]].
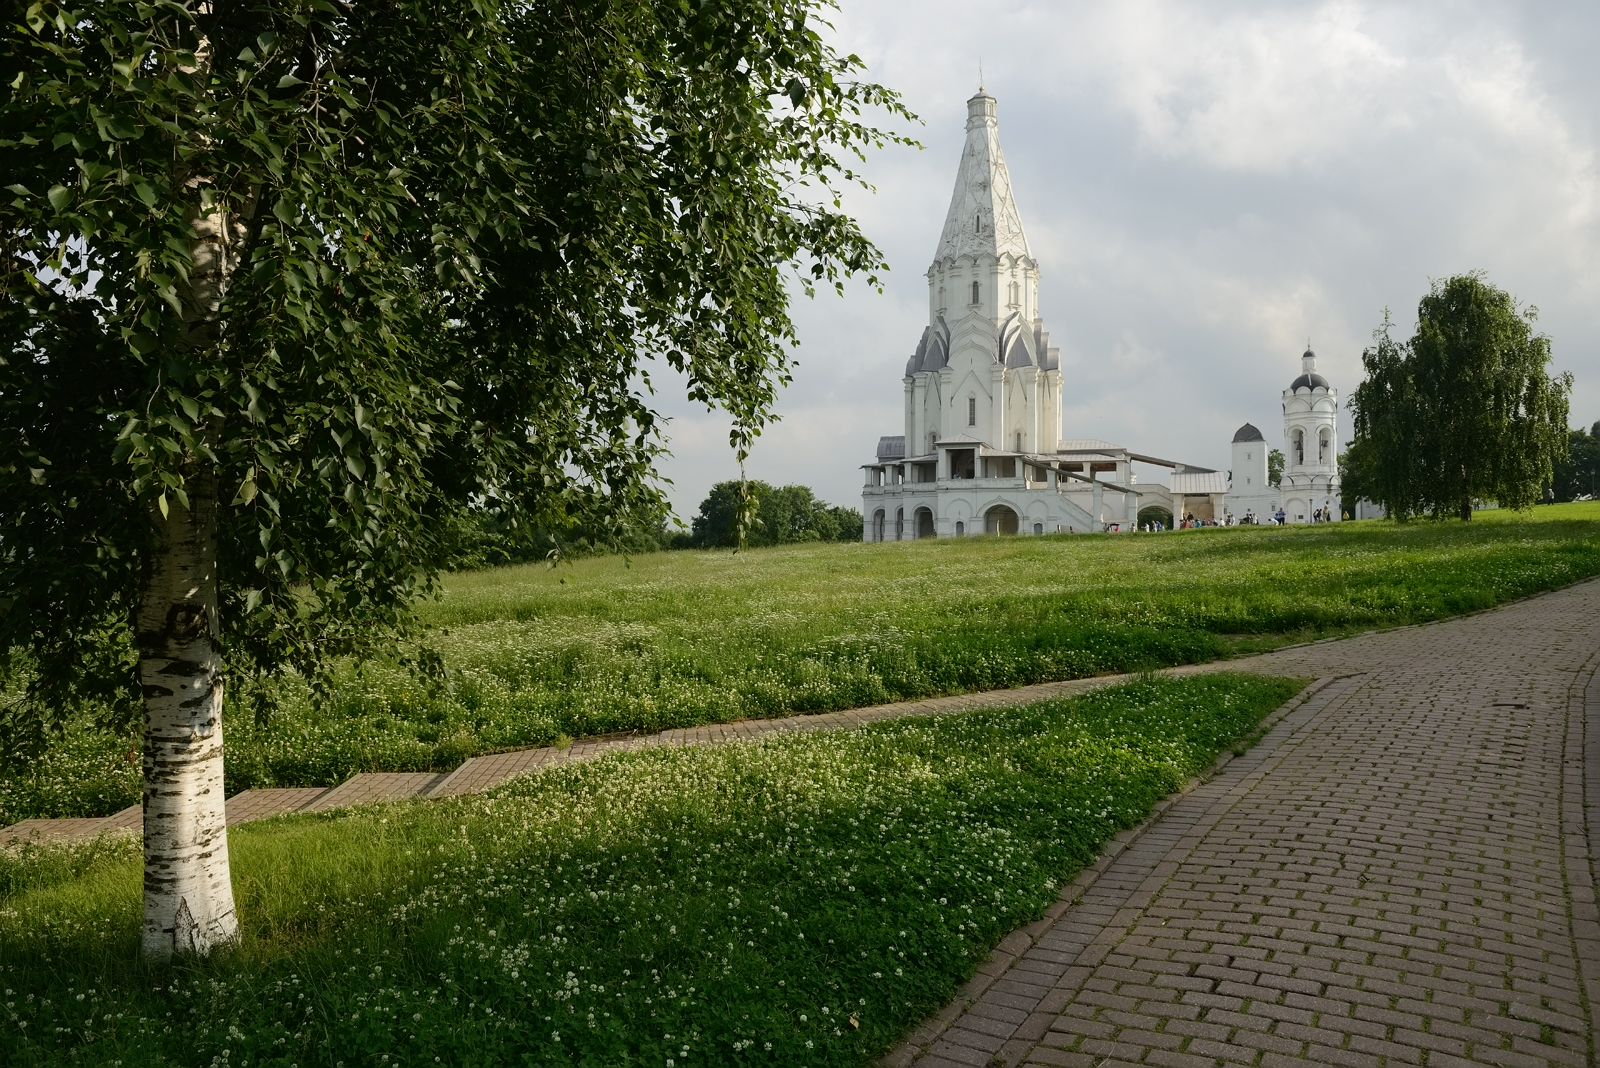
[[934, 91, 1030, 263]]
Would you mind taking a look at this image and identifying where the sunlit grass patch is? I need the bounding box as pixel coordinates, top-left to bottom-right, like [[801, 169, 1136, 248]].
[[0, 672, 1303, 1066]]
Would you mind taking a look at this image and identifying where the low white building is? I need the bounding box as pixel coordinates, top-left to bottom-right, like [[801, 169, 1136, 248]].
[[862, 91, 1213, 539]]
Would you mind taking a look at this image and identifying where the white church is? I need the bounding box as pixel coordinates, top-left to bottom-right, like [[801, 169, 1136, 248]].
[[861, 90, 1228, 539], [861, 90, 1341, 539]]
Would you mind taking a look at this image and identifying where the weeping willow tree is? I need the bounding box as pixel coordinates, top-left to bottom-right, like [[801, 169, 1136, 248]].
[[1349, 275, 1570, 522], [0, 0, 911, 959]]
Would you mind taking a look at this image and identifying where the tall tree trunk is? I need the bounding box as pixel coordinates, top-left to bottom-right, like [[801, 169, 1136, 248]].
[[137, 50, 251, 952], [138, 463, 239, 959]]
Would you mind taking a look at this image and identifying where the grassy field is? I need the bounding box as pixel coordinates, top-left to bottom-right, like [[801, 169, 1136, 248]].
[[4, 503, 1599, 822], [0, 672, 1304, 1067]]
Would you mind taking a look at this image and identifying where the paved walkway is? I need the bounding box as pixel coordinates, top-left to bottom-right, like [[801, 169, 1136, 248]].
[[888, 579, 1600, 1068]]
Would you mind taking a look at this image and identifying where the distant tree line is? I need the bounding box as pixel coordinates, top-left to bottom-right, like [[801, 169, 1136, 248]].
[[684, 481, 862, 548], [1552, 423, 1600, 501], [459, 480, 862, 560]]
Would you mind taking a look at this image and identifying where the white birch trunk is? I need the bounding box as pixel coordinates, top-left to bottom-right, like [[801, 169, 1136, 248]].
[[138, 465, 239, 959], [138, 79, 250, 956]]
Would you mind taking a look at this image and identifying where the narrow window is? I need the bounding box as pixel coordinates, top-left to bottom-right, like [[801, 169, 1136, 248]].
[[1015, 431, 1022, 452], [967, 397, 976, 426], [974, 212, 981, 233], [970, 281, 980, 304]]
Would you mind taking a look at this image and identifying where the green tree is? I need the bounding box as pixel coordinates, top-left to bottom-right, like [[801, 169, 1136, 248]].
[[1, 0, 908, 959], [1550, 423, 1600, 502], [689, 481, 860, 547], [1267, 448, 1284, 488], [1349, 275, 1571, 521], [1337, 437, 1382, 517]]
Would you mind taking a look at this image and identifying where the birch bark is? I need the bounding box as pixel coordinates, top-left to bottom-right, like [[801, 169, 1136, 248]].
[[137, 60, 250, 954], [138, 465, 238, 958]]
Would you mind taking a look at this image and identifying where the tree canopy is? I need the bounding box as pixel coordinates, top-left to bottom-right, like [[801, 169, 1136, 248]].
[[688, 480, 861, 548], [1, 0, 909, 957], [1348, 274, 1570, 521]]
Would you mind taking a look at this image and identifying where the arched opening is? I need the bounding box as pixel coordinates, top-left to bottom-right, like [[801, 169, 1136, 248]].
[[967, 396, 976, 426], [1292, 428, 1305, 466], [915, 507, 935, 539], [955, 521, 965, 536], [872, 509, 885, 542], [984, 505, 1019, 535], [1032, 522, 1044, 535], [894, 507, 905, 540], [1318, 428, 1331, 463], [970, 280, 980, 304], [1137, 506, 1173, 529]]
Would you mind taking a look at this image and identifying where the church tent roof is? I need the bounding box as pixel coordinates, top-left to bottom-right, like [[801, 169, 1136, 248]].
[[933, 91, 1031, 264]]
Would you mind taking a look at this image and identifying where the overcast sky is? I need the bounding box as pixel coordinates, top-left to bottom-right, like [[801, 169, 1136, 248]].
[[648, 0, 1600, 518]]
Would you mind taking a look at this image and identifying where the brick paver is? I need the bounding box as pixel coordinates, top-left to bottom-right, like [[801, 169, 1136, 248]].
[[302, 771, 445, 812], [224, 787, 333, 825], [0, 817, 110, 845], [891, 580, 1600, 1067]]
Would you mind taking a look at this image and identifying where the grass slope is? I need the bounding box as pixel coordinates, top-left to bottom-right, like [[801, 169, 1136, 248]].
[[5, 504, 1598, 821], [0, 673, 1304, 1067]]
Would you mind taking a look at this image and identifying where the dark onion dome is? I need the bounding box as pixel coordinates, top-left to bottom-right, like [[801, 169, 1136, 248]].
[[1232, 422, 1265, 443], [1291, 346, 1329, 390]]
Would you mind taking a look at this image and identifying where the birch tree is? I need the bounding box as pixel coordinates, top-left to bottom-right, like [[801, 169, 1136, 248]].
[[1349, 276, 1571, 521], [0, 0, 910, 959]]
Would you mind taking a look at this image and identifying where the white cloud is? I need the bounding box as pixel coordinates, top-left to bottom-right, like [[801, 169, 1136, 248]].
[[1085, 1, 1411, 172]]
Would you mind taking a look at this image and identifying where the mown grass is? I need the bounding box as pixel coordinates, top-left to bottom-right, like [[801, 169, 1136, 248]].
[[0, 672, 1304, 1067], [5, 503, 1599, 821]]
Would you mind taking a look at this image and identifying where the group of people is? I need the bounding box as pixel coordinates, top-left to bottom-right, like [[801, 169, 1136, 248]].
[[1136, 504, 1345, 532]]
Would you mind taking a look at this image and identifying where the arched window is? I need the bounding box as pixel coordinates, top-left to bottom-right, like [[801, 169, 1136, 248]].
[[967, 397, 976, 426], [1015, 430, 1023, 452], [974, 212, 981, 233], [970, 281, 980, 305], [955, 521, 965, 536]]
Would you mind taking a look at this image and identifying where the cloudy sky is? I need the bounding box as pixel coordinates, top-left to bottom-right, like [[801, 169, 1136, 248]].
[[649, 0, 1600, 518]]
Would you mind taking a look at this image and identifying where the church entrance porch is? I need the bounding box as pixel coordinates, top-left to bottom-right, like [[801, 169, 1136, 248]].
[[985, 505, 1019, 535]]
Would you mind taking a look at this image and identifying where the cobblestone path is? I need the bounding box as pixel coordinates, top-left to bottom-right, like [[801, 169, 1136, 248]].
[[890, 579, 1600, 1068]]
